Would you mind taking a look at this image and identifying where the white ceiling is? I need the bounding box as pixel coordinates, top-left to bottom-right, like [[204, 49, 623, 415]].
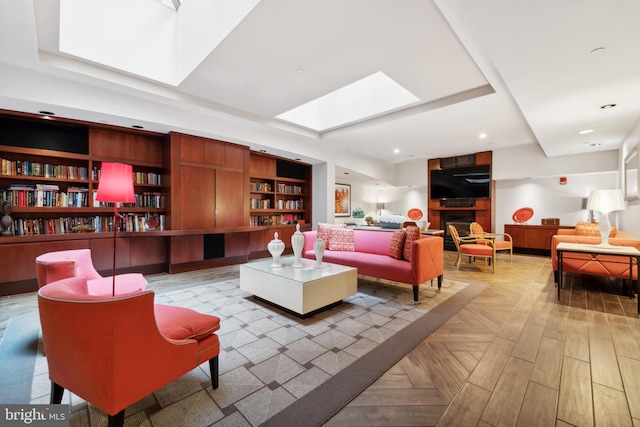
[[1, 0, 639, 172]]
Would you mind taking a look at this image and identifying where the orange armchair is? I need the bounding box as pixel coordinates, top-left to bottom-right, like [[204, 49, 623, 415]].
[[469, 222, 513, 261], [35, 249, 147, 296], [38, 276, 221, 427], [449, 224, 495, 272]]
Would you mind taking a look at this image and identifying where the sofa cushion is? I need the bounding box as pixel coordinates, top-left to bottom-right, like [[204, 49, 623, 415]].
[[318, 223, 346, 244], [329, 227, 356, 251], [155, 305, 221, 341], [388, 229, 406, 259], [403, 226, 422, 261], [575, 221, 617, 237]]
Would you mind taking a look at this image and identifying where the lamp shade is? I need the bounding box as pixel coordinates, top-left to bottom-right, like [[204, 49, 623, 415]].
[[96, 162, 135, 203], [586, 189, 625, 213]]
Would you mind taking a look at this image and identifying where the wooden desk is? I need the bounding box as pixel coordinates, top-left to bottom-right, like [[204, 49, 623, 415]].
[[556, 242, 640, 313]]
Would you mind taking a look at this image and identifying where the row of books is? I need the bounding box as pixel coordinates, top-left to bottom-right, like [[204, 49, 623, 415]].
[[276, 199, 303, 209], [249, 182, 272, 192], [250, 198, 271, 209], [93, 191, 165, 209], [6, 214, 166, 236], [91, 168, 162, 186], [1, 185, 164, 208], [1, 159, 89, 180], [249, 214, 303, 226], [276, 183, 302, 194], [2, 184, 89, 207]]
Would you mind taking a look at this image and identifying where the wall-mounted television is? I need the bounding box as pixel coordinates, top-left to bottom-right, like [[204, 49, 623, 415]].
[[430, 164, 491, 200]]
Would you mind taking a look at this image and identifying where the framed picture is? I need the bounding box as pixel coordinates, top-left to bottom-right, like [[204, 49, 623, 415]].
[[335, 183, 351, 217]]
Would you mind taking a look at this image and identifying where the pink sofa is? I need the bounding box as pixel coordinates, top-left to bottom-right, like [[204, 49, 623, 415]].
[[302, 229, 444, 301]]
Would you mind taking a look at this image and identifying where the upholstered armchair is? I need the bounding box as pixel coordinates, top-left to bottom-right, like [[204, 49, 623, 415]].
[[38, 276, 221, 427], [35, 248, 147, 296], [448, 224, 496, 273], [469, 222, 513, 261]]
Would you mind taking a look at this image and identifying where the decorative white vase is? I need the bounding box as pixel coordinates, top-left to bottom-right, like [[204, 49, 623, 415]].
[[267, 232, 285, 267], [314, 237, 325, 268], [291, 223, 304, 268]]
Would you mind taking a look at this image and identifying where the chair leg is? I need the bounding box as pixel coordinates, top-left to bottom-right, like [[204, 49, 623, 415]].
[[50, 382, 64, 404], [437, 275, 442, 291], [413, 285, 419, 301], [108, 410, 125, 427], [209, 355, 219, 389]]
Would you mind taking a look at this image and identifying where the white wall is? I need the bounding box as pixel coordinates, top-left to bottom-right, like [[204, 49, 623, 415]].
[[383, 145, 625, 235], [494, 172, 618, 235], [619, 117, 640, 238]]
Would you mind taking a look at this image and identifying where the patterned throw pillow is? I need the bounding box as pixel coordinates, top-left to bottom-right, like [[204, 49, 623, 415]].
[[329, 227, 355, 251], [318, 223, 346, 244], [575, 222, 617, 237], [388, 229, 406, 259], [403, 226, 422, 261]]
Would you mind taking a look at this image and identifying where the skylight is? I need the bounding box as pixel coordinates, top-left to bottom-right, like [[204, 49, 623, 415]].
[[156, 0, 182, 11], [58, 0, 260, 86], [276, 72, 420, 132]]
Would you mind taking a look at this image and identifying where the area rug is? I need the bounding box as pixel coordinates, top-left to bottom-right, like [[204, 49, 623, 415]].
[[7, 275, 486, 427]]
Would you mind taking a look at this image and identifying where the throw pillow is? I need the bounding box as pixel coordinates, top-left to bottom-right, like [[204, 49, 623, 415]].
[[388, 229, 406, 259], [575, 222, 617, 238], [403, 225, 422, 261], [318, 222, 346, 244], [329, 227, 355, 251]]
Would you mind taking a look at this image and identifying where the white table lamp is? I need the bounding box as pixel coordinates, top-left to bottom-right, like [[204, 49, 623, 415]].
[[586, 189, 625, 246]]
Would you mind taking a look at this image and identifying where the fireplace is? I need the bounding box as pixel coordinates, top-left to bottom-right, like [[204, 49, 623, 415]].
[[442, 211, 476, 251]]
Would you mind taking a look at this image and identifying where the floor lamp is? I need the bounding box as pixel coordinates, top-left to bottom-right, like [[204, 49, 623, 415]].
[[586, 189, 625, 246], [95, 162, 135, 296]]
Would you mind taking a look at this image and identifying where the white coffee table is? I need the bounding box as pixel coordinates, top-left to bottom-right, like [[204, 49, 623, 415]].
[[239, 256, 357, 317]]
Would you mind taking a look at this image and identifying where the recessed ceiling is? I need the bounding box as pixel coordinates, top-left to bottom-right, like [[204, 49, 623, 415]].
[[0, 0, 638, 171]]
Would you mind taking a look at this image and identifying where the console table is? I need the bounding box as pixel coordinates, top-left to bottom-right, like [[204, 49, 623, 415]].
[[556, 242, 640, 313]]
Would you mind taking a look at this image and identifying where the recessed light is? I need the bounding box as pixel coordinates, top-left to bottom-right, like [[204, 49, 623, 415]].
[[39, 110, 55, 116], [393, 148, 400, 154], [296, 68, 304, 73], [344, 172, 349, 175], [589, 142, 602, 147], [132, 125, 144, 129], [579, 129, 594, 134], [590, 47, 606, 54], [600, 103, 616, 109], [259, 149, 267, 153], [294, 158, 301, 161], [478, 132, 487, 139]]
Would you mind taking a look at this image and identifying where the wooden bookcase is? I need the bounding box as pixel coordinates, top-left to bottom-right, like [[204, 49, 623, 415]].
[[248, 153, 312, 253], [0, 111, 314, 294], [0, 112, 168, 295]]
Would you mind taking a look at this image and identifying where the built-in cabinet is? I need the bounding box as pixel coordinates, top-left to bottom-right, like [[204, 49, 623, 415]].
[[0, 112, 313, 294], [0, 113, 169, 295], [428, 151, 493, 233], [504, 224, 574, 252]]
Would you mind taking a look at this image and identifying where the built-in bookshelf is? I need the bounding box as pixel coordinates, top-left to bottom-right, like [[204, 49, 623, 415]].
[[248, 156, 310, 227], [0, 117, 167, 237]]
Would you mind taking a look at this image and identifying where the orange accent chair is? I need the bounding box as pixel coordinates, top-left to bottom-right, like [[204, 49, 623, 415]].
[[38, 276, 221, 427], [448, 224, 496, 273], [469, 222, 513, 261], [35, 249, 147, 296]]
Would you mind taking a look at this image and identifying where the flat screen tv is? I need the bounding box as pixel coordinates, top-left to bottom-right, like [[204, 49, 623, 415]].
[[430, 164, 491, 199]]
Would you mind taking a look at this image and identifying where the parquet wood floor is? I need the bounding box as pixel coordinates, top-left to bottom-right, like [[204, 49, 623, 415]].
[[325, 252, 640, 427]]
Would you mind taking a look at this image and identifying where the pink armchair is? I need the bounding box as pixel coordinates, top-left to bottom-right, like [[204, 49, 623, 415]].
[[35, 249, 147, 296], [38, 276, 221, 427]]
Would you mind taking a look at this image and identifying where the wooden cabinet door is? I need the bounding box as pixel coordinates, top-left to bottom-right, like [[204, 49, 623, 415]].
[[505, 225, 525, 248], [180, 166, 215, 229], [215, 170, 245, 228]]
